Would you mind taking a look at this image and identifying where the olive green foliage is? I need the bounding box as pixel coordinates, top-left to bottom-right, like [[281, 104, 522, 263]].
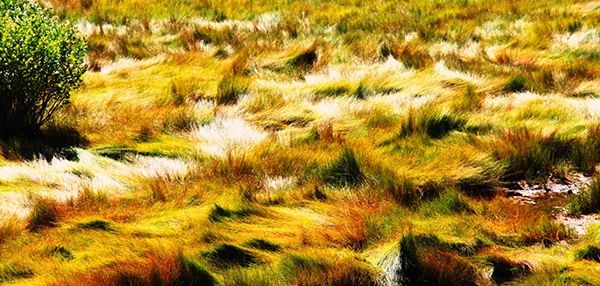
[[0, 0, 86, 136]]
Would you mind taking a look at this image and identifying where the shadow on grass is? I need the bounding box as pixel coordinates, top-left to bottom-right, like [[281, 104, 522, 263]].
[[0, 124, 87, 161]]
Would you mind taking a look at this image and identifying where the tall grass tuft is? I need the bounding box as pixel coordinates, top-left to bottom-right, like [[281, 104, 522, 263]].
[[491, 128, 567, 180], [216, 75, 251, 105], [0, 216, 23, 243], [568, 175, 600, 215], [574, 244, 600, 263], [375, 172, 421, 206], [321, 148, 365, 187], [203, 243, 257, 268], [452, 85, 484, 112], [383, 107, 466, 143], [0, 262, 33, 284], [27, 197, 62, 232], [379, 233, 481, 286], [280, 253, 376, 286], [51, 250, 217, 286], [521, 216, 572, 247], [570, 124, 600, 174], [486, 254, 531, 284], [421, 190, 472, 216]]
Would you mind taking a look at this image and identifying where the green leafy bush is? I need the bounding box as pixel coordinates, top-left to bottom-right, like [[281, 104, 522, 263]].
[[0, 0, 86, 137]]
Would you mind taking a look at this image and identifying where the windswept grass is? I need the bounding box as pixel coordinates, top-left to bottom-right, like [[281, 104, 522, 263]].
[[5, 0, 600, 285], [569, 175, 600, 215]]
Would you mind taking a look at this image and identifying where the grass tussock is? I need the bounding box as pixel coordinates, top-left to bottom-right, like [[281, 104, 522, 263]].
[[490, 128, 567, 180], [0, 216, 24, 243], [216, 74, 252, 105], [280, 252, 376, 286], [52, 249, 217, 286], [568, 175, 600, 215], [382, 107, 466, 143], [0, 262, 33, 284], [378, 233, 482, 286], [27, 196, 63, 232], [203, 243, 258, 268], [320, 148, 365, 187], [575, 244, 600, 263], [6, 0, 600, 285]]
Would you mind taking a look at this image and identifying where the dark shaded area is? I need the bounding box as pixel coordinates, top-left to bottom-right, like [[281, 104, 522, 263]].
[[45, 245, 74, 261], [387, 234, 484, 286], [245, 238, 281, 252], [76, 220, 113, 231], [575, 245, 600, 263], [203, 243, 257, 267], [0, 124, 86, 161], [208, 204, 233, 222], [93, 146, 175, 162], [487, 254, 531, 284], [0, 263, 33, 284], [321, 148, 365, 187], [27, 197, 60, 232], [207, 204, 263, 223]]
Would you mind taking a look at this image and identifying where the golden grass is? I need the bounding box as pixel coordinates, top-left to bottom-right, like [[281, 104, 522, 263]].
[[6, 0, 600, 284]]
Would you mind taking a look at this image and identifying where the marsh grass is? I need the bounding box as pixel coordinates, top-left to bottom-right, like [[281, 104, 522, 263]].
[[568, 175, 600, 215], [320, 148, 364, 187], [379, 233, 482, 286], [575, 245, 600, 263], [27, 197, 62, 232], [6, 0, 600, 285], [216, 74, 251, 105], [0, 216, 23, 243], [420, 190, 472, 216], [490, 128, 568, 180], [521, 216, 573, 247], [52, 250, 218, 286], [0, 262, 33, 284], [381, 107, 466, 144], [279, 252, 376, 286], [203, 243, 258, 268], [486, 254, 531, 284]]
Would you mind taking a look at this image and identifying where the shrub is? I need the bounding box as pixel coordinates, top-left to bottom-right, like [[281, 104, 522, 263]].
[[0, 0, 86, 137]]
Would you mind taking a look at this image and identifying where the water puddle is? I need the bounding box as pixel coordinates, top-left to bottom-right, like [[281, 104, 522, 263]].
[[504, 174, 599, 236]]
